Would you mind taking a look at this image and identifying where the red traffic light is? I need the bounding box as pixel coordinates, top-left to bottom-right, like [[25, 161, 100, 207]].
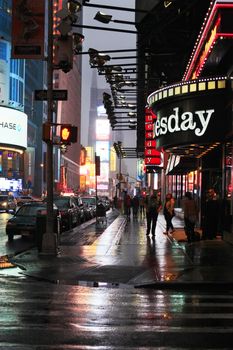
[[60, 124, 77, 144]]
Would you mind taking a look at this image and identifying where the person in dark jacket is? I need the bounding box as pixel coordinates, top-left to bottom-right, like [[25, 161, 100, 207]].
[[183, 191, 199, 242], [145, 190, 162, 237], [132, 194, 139, 218], [202, 188, 220, 240]]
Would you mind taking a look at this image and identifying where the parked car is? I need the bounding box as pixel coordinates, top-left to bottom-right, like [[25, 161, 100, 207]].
[[73, 196, 86, 223], [6, 201, 61, 241], [81, 196, 96, 218], [82, 201, 93, 221], [16, 195, 37, 207], [0, 194, 17, 213], [48, 196, 79, 231]]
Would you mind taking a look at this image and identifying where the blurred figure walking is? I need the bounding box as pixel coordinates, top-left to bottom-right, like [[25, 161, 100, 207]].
[[145, 190, 162, 237], [183, 191, 199, 242], [132, 194, 139, 218], [139, 195, 145, 217], [163, 193, 175, 235], [124, 192, 132, 219]]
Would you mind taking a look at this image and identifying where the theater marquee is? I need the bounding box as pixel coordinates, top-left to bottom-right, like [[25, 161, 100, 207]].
[[147, 77, 232, 150]]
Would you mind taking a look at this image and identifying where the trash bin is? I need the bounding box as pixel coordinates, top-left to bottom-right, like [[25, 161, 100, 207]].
[[36, 213, 47, 252], [36, 211, 61, 252]]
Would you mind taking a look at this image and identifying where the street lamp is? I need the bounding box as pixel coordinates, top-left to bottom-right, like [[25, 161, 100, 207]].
[[94, 11, 137, 26], [82, 2, 149, 14]]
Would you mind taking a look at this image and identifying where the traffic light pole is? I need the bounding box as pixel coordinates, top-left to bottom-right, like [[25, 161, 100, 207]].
[[41, 0, 57, 255]]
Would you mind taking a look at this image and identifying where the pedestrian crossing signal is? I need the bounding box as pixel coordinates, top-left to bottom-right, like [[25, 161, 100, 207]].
[[60, 124, 77, 144]]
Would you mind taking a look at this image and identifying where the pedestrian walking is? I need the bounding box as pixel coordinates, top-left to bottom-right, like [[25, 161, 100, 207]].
[[183, 191, 199, 242], [202, 188, 220, 240], [124, 192, 132, 219], [139, 194, 145, 216], [113, 195, 118, 209], [145, 190, 162, 237], [132, 194, 139, 218], [163, 193, 175, 235]]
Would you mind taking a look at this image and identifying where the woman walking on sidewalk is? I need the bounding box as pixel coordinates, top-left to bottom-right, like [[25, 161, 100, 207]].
[[163, 193, 175, 235]]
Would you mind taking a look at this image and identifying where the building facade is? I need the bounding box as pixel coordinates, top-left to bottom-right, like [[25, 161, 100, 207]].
[[135, 1, 233, 237]]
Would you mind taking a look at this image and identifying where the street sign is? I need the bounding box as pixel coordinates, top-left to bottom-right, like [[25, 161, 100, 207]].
[[34, 90, 68, 101]]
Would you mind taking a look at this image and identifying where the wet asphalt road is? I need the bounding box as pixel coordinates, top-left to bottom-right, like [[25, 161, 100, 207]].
[[1, 276, 233, 349], [1, 210, 233, 348]]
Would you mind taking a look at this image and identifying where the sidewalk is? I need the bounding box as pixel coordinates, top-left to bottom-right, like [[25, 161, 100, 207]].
[[10, 209, 233, 288]]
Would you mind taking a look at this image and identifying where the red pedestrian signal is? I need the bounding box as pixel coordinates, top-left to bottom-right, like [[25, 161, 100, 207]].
[[60, 125, 77, 144]]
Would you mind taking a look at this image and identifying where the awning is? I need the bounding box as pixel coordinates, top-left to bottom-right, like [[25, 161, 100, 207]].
[[165, 155, 197, 175]]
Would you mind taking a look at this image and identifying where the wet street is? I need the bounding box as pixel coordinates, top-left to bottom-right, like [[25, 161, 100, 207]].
[[1, 210, 233, 348], [1, 277, 233, 349]]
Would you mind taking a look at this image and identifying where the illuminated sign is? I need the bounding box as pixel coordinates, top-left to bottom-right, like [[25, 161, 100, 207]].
[[96, 119, 110, 140], [145, 148, 161, 156], [110, 147, 116, 172], [145, 131, 153, 139], [145, 123, 153, 131], [97, 162, 109, 183], [184, 2, 233, 80], [0, 107, 27, 149], [191, 17, 220, 79], [96, 141, 109, 161], [145, 140, 156, 148], [0, 40, 10, 106], [154, 107, 214, 138], [144, 107, 162, 168], [151, 80, 231, 149], [145, 157, 161, 165]]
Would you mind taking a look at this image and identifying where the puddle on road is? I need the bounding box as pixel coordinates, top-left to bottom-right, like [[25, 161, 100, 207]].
[[0, 266, 27, 278], [53, 279, 133, 288]]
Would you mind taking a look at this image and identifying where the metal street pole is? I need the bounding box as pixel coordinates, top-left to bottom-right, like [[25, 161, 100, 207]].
[[118, 154, 122, 198], [95, 152, 98, 224], [42, 0, 57, 255]]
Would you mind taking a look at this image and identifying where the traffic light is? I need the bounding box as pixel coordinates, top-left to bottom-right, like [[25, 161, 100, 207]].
[[60, 124, 78, 144], [56, 0, 81, 36], [54, 1, 84, 72], [54, 36, 73, 73]]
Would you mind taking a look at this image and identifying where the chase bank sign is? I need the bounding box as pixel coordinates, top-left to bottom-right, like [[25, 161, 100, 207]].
[[148, 78, 232, 149], [0, 106, 27, 149]]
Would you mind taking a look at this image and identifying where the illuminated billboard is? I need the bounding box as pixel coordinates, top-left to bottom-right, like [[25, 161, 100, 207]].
[[97, 162, 109, 183], [96, 141, 109, 161], [96, 119, 110, 141], [0, 107, 27, 149]]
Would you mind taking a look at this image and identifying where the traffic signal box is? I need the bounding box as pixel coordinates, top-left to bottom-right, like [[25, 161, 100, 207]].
[[60, 124, 77, 144]]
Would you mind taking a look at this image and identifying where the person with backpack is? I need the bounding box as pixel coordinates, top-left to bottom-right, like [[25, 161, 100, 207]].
[[145, 190, 162, 237]]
